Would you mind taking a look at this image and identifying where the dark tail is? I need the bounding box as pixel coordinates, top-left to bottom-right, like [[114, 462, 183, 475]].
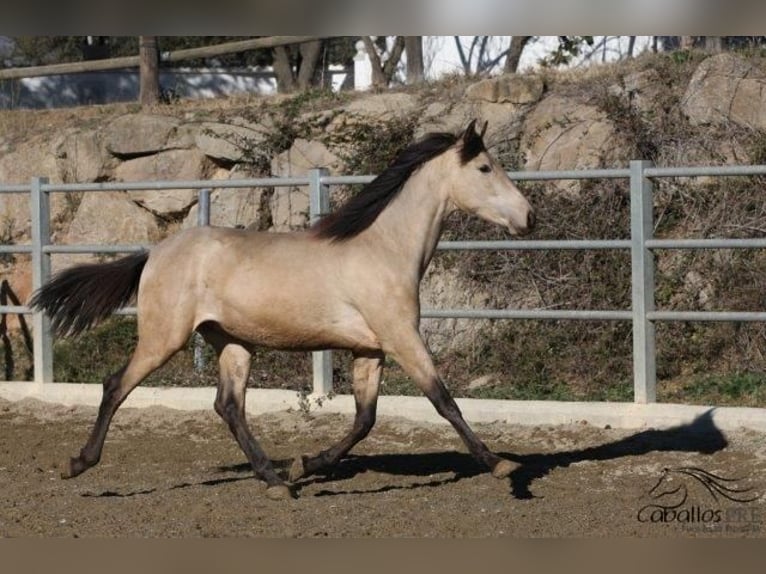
[[29, 251, 149, 337]]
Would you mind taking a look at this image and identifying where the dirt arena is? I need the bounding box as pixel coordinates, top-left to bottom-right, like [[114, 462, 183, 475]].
[[1, 396, 764, 537]]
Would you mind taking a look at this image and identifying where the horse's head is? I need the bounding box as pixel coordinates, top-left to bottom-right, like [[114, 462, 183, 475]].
[[446, 120, 535, 236]]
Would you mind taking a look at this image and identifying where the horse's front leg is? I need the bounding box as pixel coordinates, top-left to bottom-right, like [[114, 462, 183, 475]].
[[385, 327, 515, 479], [289, 350, 383, 482]]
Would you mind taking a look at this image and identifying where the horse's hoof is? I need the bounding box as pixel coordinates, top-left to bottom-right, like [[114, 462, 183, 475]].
[[266, 484, 293, 501], [491, 459, 515, 479], [288, 455, 307, 482], [60, 457, 85, 479]]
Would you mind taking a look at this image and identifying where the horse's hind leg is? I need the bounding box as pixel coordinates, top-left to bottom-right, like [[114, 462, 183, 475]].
[[62, 335, 183, 479], [289, 350, 383, 481], [213, 342, 291, 500]]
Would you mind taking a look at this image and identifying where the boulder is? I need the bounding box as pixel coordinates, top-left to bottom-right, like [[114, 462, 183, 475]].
[[465, 74, 544, 105], [608, 69, 665, 117], [681, 53, 766, 130], [195, 121, 269, 163], [329, 93, 419, 131], [103, 114, 192, 157], [182, 168, 269, 230], [0, 138, 70, 242], [115, 149, 211, 216], [521, 95, 623, 194], [269, 139, 342, 231], [419, 264, 494, 354], [53, 129, 112, 182], [54, 191, 161, 273]]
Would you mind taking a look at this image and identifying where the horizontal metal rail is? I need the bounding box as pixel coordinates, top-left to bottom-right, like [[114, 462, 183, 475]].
[[0, 244, 33, 254], [647, 311, 766, 322], [41, 178, 313, 193], [646, 238, 766, 249], [421, 309, 632, 321], [43, 244, 149, 254], [437, 239, 631, 250]]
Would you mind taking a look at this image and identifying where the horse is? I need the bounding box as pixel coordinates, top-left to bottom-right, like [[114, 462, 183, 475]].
[[30, 119, 535, 500]]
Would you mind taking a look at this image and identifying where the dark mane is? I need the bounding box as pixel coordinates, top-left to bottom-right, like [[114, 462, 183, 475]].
[[312, 127, 484, 242]]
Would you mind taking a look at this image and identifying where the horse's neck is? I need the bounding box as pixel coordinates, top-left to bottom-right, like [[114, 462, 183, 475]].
[[368, 162, 451, 281]]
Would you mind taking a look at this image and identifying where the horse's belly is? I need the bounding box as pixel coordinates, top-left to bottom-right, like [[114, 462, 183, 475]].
[[212, 302, 381, 353]]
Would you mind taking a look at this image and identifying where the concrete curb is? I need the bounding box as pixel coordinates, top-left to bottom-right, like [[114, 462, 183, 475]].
[[2, 381, 766, 432]]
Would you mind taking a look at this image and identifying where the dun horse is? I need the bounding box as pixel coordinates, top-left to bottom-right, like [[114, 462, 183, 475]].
[[31, 120, 535, 499]]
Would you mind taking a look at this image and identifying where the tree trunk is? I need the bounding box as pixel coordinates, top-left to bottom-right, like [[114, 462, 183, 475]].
[[404, 36, 424, 84], [704, 36, 723, 53], [680, 36, 695, 50], [297, 40, 323, 89], [272, 46, 296, 93], [627, 36, 636, 58], [382, 36, 405, 84], [362, 37, 387, 87], [139, 36, 160, 106], [504, 36, 531, 73]]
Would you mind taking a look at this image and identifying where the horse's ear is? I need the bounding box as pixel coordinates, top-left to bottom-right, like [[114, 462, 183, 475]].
[[462, 119, 478, 143]]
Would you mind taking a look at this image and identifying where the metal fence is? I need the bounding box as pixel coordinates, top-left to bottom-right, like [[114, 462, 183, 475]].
[[2, 161, 766, 405]]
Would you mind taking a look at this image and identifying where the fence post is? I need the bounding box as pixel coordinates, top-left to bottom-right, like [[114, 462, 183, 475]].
[[630, 161, 656, 403], [30, 176, 53, 384], [308, 168, 333, 396], [193, 188, 211, 373]]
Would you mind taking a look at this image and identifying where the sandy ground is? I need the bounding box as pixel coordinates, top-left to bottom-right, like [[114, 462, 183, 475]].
[[1, 396, 764, 538]]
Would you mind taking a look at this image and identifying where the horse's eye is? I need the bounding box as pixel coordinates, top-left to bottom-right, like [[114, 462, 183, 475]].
[[478, 164, 492, 173]]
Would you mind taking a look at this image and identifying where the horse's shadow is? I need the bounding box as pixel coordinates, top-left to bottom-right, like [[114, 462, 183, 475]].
[[221, 408, 728, 499], [84, 409, 728, 499]]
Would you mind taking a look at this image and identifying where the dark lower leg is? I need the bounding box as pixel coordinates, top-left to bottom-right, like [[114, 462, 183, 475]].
[[63, 367, 127, 479], [423, 377, 508, 473], [289, 351, 382, 481], [291, 404, 375, 480], [215, 399, 285, 488]]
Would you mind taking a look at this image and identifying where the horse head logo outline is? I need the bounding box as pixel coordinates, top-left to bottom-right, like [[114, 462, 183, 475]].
[[648, 466, 759, 507]]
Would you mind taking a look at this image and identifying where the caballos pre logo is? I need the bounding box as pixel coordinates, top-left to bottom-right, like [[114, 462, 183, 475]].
[[637, 466, 762, 532]]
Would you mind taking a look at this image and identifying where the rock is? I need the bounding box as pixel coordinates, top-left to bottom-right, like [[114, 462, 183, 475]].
[[415, 102, 473, 138], [54, 191, 161, 273], [103, 114, 190, 157], [466, 79, 500, 103], [467, 373, 501, 391], [114, 149, 211, 216], [608, 69, 664, 115], [195, 121, 269, 163], [331, 93, 419, 129], [182, 168, 269, 230], [53, 130, 111, 182], [682, 53, 766, 129], [0, 138, 70, 242], [683, 270, 715, 309], [466, 74, 544, 105], [521, 95, 623, 194], [419, 264, 494, 354], [476, 102, 525, 143], [269, 139, 342, 231]]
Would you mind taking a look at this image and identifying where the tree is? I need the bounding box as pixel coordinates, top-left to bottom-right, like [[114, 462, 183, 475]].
[[272, 39, 323, 93], [504, 36, 532, 73], [404, 36, 424, 84], [362, 36, 406, 88], [138, 36, 160, 106]]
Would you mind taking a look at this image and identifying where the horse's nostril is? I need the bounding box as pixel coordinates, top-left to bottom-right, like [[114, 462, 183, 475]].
[[527, 210, 536, 232]]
